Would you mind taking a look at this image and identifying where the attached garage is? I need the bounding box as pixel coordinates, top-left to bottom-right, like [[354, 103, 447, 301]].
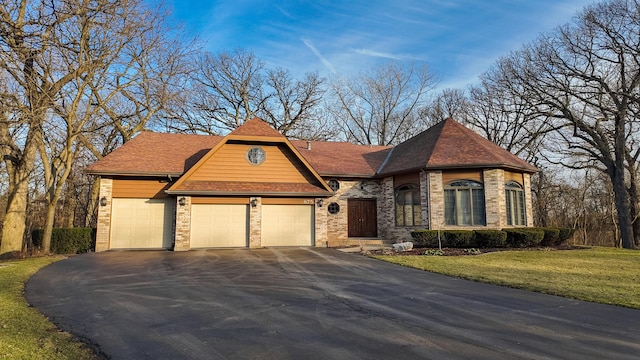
[[190, 204, 248, 248], [261, 204, 314, 246], [110, 198, 174, 249]]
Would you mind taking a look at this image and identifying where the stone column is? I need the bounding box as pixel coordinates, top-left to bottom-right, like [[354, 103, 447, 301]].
[[523, 173, 534, 227], [315, 199, 328, 247], [483, 169, 505, 228], [378, 176, 395, 239], [95, 178, 113, 252], [249, 197, 262, 248], [419, 171, 429, 228], [174, 196, 191, 251], [427, 171, 444, 230]]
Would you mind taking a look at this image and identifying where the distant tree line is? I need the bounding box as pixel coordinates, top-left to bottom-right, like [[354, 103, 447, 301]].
[[1, 0, 637, 257]]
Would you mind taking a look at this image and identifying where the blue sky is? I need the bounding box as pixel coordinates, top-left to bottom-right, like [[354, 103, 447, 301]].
[[166, 0, 593, 89]]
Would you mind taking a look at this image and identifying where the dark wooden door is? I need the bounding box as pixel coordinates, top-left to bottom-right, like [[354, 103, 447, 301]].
[[348, 199, 378, 237]]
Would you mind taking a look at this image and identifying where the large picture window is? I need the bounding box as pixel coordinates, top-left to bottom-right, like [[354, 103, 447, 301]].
[[444, 180, 486, 226], [395, 184, 421, 226], [505, 181, 526, 226]]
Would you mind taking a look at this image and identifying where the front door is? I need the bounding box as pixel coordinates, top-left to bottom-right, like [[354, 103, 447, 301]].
[[348, 199, 378, 237]]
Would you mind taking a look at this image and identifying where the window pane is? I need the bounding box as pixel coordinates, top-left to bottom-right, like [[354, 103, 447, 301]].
[[506, 190, 513, 226], [517, 190, 526, 225], [395, 204, 404, 226], [444, 190, 456, 225], [413, 205, 422, 226], [472, 189, 486, 225], [457, 189, 472, 226]]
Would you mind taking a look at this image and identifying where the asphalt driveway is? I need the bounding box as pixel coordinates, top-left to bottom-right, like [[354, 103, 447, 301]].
[[26, 248, 640, 359]]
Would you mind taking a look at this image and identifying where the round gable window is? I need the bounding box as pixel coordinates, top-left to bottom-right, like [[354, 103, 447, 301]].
[[327, 202, 340, 215], [328, 179, 340, 191], [246, 147, 265, 165]]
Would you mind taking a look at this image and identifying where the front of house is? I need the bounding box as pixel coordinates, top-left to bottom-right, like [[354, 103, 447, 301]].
[[86, 118, 537, 251]]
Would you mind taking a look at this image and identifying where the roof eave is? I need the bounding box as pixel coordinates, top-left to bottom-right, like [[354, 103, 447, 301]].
[[84, 170, 184, 177], [165, 190, 333, 197]]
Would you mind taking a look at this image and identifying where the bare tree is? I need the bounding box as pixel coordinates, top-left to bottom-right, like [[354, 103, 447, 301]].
[[484, 0, 640, 248], [328, 61, 435, 146], [0, 0, 191, 255], [419, 88, 469, 127]]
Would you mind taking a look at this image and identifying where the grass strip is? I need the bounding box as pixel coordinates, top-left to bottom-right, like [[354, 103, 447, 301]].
[[0, 256, 97, 359], [374, 247, 640, 309]]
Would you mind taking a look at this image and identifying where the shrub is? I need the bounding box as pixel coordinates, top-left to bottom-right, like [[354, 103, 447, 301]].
[[31, 228, 95, 254], [442, 230, 475, 248], [558, 228, 576, 243], [473, 230, 507, 248], [540, 228, 561, 246], [410, 230, 441, 248], [503, 228, 544, 247]]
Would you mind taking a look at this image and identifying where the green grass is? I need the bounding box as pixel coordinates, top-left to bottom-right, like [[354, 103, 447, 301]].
[[0, 257, 97, 359], [374, 247, 640, 309]]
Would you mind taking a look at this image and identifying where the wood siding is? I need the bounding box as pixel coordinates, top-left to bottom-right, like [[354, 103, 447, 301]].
[[188, 143, 314, 183], [112, 179, 169, 198], [505, 171, 524, 185], [261, 198, 315, 205], [442, 170, 483, 185], [393, 173, 420, 187]]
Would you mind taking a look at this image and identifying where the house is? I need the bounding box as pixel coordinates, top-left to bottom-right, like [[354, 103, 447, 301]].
[[86, 118, 537, 251]]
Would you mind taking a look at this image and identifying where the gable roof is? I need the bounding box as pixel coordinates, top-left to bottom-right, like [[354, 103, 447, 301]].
[[377, 118, 537, 175], [292, 140, 390, 177], [167, 118, 333, 195]]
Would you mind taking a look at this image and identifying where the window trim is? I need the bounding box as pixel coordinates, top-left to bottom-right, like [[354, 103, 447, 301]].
[[505, 181, 526, 226], [444, 179, 486, 226]]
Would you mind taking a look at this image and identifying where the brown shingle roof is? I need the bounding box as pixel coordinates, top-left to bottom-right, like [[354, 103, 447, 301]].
[[291, 140, 391, 177], [85, 132, 223, 176], [377, 118, 537, 175], [228, 117, 285, 138]]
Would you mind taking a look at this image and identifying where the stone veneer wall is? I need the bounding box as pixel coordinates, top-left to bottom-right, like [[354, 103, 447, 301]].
[[174, 196, 191, 251], [95, 178, 113, 252], [249, 197, 261, 248], [325, 179, 382, 247]]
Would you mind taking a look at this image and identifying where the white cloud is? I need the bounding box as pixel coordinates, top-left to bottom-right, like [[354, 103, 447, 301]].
[[353, 48, 406, 60], [301, 37, 337, 75]]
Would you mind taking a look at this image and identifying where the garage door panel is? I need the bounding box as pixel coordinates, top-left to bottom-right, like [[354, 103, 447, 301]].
[[262, 205, 313, 246], [111, 198, 174, 249], [191, 204, 248, 248]]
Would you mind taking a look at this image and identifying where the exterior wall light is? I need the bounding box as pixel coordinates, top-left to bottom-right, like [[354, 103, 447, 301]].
[[317, 199, 323, 207], [99, 196, 108, 207], [250, 198, 258, 207], [178, 197, 186, 206]]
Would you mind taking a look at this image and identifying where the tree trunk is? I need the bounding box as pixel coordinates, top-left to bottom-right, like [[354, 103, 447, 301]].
[[41, 201, 57, 253], [626, 174, 640, 247], [612, 170, 635, 249], [0, 176, 29, 256], [84, 177, 101, 227]]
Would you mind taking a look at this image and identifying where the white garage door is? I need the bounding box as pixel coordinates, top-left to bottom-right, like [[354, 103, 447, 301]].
[[191, 204, 248, 248], [110, 198, 174, 249], [261, 205, 314, 246]]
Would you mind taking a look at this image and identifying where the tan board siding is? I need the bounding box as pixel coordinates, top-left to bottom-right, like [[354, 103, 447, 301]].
[[442, 170, 483, 185], [261, 198, 315, 205], [188, 144, 311, 183], [505, 171, 524, 185], [112, 179, 169, 198], [191, 197, 249, 204], [394, 173, 420, 187]]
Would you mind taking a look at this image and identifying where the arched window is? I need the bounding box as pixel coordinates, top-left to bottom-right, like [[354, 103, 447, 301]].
[[395, 184, 421, 226], [444, 180, 486, 226], [505, 181, 526, 226]]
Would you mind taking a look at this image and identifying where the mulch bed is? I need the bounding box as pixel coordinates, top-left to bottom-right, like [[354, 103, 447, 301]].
[[366, 244, 587, 256]]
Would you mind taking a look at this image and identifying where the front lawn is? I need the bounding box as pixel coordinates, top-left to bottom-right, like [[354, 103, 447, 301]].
[[0, 257, 98, 359], [374, 247, 640, 309]]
